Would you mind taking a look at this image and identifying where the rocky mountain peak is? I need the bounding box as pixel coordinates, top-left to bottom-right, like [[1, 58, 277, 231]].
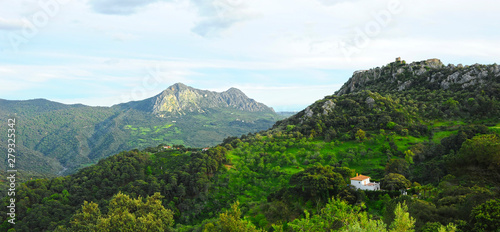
[[335, 58, 499, 95], [115, 83, 274, 115], [423, 58, 444, 68], [225, 87, 245, 96], [144, 84, 274, 116], [168, 82, 189, 90]]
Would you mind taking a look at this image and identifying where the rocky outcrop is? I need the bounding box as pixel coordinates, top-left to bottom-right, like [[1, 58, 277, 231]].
[[116, 83, 275, 116], [336, 58, 499, 96], [365, 97, 375, 108], [440, 69, 488, 89], [321, 100, 336, 115], [299, 99, 337, 123], [397, 80, 412, 91], [150, 83, 274, 115]]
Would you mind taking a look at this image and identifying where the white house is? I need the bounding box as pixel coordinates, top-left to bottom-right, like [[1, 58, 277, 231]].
[[350, 174, 380, 191]]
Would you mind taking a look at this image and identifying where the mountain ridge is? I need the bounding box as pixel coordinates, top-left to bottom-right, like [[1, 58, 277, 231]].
[[0, 84, 280, 176], [336, 58, 500, 96], [2, 59, 499, 232], [274, 58, 499, 139], [115, 83, 274, 116]]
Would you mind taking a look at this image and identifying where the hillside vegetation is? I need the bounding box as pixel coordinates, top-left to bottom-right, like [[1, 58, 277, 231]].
[[0, 84, 280, 176], [1, 59, 499, 232]]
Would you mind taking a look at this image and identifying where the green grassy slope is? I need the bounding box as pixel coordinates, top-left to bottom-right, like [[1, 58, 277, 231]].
[[0, 99, 280, 176], [1, 59, 499, 231]]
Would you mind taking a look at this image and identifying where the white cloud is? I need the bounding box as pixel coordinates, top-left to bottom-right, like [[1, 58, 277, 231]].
[[0, 67, 16, 74], [0, 79, 33, 93], [88, 0, 162, 15], [191, 16, 241, 37], [189, 0, 256, 37], [0, 17, 26, 31], [86, 0, 255, 37], [2, 0, 500, 111], [316, 0, 356, 6], [109, 32, 139, 41]]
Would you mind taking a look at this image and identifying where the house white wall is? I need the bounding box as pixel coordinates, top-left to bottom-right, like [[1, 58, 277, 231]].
[[350, 177, 380, 191]]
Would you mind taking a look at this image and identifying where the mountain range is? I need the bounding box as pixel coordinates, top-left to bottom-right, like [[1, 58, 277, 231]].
[[276, 58, 499, 133], [1, 58, 499, 232], [0, 83, 280, 176], [118, 83, 274, 115]]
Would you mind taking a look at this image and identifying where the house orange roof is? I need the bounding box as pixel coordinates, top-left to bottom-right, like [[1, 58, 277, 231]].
[[350, 175, 370, 181]]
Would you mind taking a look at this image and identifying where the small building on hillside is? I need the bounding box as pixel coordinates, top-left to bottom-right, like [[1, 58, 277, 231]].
[[350, 174, 380, 191]]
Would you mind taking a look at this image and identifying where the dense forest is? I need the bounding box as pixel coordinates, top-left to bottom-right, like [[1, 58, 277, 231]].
[[0, 84, 280, 177], [1, 59, 499, 231]]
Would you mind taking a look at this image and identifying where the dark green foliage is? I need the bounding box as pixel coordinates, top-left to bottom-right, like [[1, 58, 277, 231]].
[[440, 125, 489, 154], [470, 199, 500, 232], [1, 60, 499, 231], [453, 134, 500, 169], [420, 222, 445, 232], [274, 90, 417, 141], [274, 61, 500, 144], [0, 146, 227, 231], [288, 164, 346, 202], [385, 159, 410, 177], [382, 173, 411, 191], [203, 201, 263, 232], [0, 96, 280, 176], [64, 192, 174, 232]]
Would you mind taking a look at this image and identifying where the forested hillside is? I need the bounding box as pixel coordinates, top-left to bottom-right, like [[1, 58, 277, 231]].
[[0, 84, 279, 176], [2, 59, 499, 232]]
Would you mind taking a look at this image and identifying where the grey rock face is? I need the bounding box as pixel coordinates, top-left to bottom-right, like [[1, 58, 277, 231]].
[[128, 83, 275, 115], [335, 58, 497, 95], [397, 80, 412, 91], [365, 97, 375, 108], [322, 100, 336, 115], [300, 106, 315, 123]]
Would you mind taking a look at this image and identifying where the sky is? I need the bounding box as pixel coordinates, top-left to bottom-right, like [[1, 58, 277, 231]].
[[0, 0, 499, 111]]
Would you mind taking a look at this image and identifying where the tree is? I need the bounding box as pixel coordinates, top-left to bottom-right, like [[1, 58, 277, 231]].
[[443, 98, 459, 114], [282, 198, 415, 232], [385, 159, 410, 176], [421, 222, 457, 232], [289, 164, 346, 202], [70, 201, 101, 231], [332, 167, 356, 183], [284, 198, 370, 231], [389, 202, 415, 232], [404, 150, 415, 165], [203, 201, 263, 232], [420, 222, 443, 232], [470, 199, 500, 232], [309, 129, 317, 138], [67, 192, 174, 232], [400, 129, 409, 136], [457, 134, 500, 169], [324, 127, 337, 142], [356, 129, 366, 141], [382, 173, 411, 191], [387, 122, 397, 130]]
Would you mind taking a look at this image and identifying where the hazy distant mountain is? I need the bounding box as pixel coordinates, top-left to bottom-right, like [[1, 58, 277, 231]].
[[0, 84, 280, 176], [8, 59, 499, 231], [117, 83, 274, 115]]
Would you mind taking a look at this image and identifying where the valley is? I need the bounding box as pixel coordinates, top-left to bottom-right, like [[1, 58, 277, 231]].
[[0, 84, 281, 176], [1, 59, 499, 232]]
